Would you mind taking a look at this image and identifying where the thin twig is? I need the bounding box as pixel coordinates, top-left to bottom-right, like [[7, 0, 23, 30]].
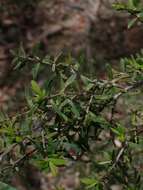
[[14, 148, 37, 166], [86, 95, 94, 114], [0, 143, 18, 162], [110, 145, 126, 171]]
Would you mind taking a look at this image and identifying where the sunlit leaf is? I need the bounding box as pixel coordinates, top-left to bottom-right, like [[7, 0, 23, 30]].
[[49, 161, 58, 176]]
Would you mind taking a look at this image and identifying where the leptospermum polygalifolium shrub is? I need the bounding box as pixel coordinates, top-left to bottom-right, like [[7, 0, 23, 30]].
[[1, 0, 143, 189]]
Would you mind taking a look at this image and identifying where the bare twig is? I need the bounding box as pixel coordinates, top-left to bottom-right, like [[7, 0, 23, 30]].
[[110, 145, 126, 171], [86, 95, 94, 114], [0, 143, 18, 162], [13, 148, 37, 166]]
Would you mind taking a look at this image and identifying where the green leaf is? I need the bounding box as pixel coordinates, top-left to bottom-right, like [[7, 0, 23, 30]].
[[34, 160, 49, 170], [128, 18, 137, 29], [111, 124, 125, 142], [25, 88, 34, 108], [81, 178, 98, 189], [18, 44, 26, 58], [48, 158, 67, 166], [31, 80, 46, 102], [137, 12, 143, 17], [129, 0, 140, 7], [59, 99, 80, 118], [84, 111, 109, 128], [98, 160, 112, 165], [49, 161, 58, 176], [31, 80, 42, 96], [0, 182, 17, 190], [42, 55, 51, 65], [106, 64, 113, 79], [133, 0, 140, 6], [51, 100, 68, 121], [128, 0, 136, 8], [137, 11, 143, 21], [69, 100, 80, 118], [81, 75, 94, 91], [32, 63, 41, 79], [61, 73, 76, 93], [112, 3, 126, 10]]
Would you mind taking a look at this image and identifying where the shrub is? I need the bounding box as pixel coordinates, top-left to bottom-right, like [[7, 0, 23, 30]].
[[1, 0, 143, 189]]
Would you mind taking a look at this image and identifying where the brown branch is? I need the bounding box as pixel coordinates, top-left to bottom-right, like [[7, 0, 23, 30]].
[[0, 143, 18, 162]]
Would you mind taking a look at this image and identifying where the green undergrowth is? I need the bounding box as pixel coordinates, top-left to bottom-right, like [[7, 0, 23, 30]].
[[1, 47, 143, 189], [1, 0, 143, 189]]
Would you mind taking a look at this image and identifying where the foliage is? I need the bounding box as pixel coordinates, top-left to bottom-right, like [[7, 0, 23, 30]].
[[1, 1, 143, 189], [113, 0, 143, 28], [0, 182, 17, 190], [1, 49, 143, 189]]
